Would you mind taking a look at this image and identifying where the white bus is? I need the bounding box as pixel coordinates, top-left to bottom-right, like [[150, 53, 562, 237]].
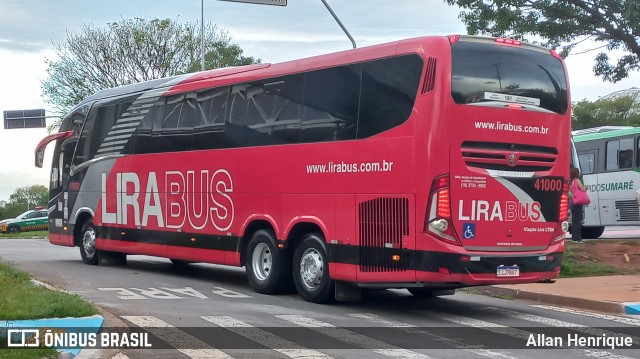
[[573, 126, 640, 238]]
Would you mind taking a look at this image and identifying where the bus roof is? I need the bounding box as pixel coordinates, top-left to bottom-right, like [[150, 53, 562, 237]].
[[74, 35, 557, 108], [573, 127, 640, 142]]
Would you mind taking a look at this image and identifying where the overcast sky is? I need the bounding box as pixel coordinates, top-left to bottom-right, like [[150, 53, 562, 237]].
[[1, 0, 639, 202]]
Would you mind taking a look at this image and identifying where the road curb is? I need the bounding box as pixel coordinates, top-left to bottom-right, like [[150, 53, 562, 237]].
[[622, 302, 640, 315], [476, 285, 628, 315]]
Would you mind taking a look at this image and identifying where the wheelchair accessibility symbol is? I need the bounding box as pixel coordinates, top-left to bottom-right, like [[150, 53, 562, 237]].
[[463, 223, 476, 239]]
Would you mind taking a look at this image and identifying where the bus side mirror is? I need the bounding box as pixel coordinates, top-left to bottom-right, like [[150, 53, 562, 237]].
[[35, 148, 45, 168]]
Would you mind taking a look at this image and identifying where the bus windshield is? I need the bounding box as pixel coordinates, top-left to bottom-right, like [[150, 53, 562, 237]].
[[451, 40, 568, 114]]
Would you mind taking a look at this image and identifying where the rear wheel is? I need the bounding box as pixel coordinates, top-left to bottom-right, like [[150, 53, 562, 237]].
[[246, 229, 291, 294], [582, 226, 605, 239], [293, 233, 334, 303], [79, 220, 99, 265]]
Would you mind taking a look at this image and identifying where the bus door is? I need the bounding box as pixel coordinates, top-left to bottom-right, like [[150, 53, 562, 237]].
[[578, 149, 601, 226]]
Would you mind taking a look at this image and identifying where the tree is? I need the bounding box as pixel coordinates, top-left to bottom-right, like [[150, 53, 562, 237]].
[[8, 185, 48, 210], [572, 95, 640, 130], [444, 0, 640, 82], [42, 18, 260, 128]]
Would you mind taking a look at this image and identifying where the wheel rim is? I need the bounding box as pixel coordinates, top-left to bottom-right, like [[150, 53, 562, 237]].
[[299, 248, 323, 291], [251, 242, 272, 281], [83, 227, 96, 258]]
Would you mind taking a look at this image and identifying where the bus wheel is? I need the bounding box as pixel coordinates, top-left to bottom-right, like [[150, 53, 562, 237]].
[[293, 233, 334, 303], [246, 229, 290, 294], [79, 220, 99, 265], [582, 226, 605, 239]]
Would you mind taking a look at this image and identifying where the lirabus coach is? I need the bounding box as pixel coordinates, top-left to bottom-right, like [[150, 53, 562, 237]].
[[573, 127, 640, 238], [35, 35, 572, 303]]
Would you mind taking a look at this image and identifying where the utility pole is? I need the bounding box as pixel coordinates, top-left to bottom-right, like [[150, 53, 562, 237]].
[[201, 0, 206, 71]]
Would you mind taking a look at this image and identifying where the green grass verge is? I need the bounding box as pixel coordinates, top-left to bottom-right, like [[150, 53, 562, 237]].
[[0, 231, 48, 239], [559, 242, 619, 278], [0, 262, 98, 358], [0, 262, 98, 320]]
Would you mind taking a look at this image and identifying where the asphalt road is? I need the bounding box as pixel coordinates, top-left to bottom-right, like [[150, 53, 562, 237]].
[[1, 237, 639, 359]]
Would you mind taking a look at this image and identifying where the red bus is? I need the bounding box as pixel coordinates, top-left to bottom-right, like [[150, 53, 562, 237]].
[[35, 35, 571, 303]]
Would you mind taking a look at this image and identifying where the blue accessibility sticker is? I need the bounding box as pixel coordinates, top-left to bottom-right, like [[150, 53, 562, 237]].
[[462, 223, 476, 239]]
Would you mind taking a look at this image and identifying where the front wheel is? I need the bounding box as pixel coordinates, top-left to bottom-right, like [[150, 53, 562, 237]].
[[8, 226, 20, 234], [246, 229, 291, 294], [293, 233, 334, 303], [79, 220, 99, 265]]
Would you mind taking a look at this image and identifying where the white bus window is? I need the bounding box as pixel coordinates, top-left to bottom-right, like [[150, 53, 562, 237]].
[[578, 153, 595, 174], [606, 138, 634, 171]]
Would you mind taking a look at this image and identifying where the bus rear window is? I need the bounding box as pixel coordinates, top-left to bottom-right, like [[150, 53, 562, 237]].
[[451, 41, 568, 114]]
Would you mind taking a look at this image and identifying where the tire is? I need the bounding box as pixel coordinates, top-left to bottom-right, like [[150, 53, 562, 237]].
[[8, 226, 20, 234], [582, 226, 605, 239], [292, 233, 334, 303], [79, 220, 99, 265], [246, 229, 291, 294]]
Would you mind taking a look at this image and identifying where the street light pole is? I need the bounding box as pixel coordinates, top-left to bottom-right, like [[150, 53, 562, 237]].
[[320, 0, 356, 49], [201, 0, 205, 71]]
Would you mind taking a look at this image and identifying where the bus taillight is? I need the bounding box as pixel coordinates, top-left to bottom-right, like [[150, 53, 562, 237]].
[[559, 181, 569, 222], [425, 174, 461, 245], [551, 181, 570, 244], [448, 35, 460, 44]]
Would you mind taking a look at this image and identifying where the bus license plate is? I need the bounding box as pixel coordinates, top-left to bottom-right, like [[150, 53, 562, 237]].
[[497, 265, 519, 277]]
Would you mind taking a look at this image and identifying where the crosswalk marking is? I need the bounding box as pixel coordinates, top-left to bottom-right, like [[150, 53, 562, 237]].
[[484, 307, 640, 342], [200, 316, 332, 358], [276, 314, 434, 359], [415, 311, 636, 359], [531, 305, 640, 326], [349, 313, 519, 359], [121, 316, 233, 359]]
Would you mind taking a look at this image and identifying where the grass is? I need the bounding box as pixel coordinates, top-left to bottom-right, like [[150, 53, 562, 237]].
[[559, 242, 619, 278], [0, 262, 98, 358], [0, 262, 98, 320], [0, 231, 48, 239]]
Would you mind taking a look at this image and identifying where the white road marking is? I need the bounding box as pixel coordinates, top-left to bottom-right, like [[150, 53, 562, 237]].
[[121, 316, 233, 359], [201, 316, 332, 358], [277, 314, 434, 359], [416, 311, 636, 359], [484, 307, 640, 342], [531, 305, 640, 326], [349, 313, 519, 359]]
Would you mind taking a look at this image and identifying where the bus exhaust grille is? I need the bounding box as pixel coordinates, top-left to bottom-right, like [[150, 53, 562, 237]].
[[615, 200, 640, 221], [358, 197, 409, 272], [461, 141, 557, 172]]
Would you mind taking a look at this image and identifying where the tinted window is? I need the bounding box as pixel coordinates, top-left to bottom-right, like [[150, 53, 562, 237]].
[[451, 41, 568, 114], [300, 64, 361, 142], [358, 55, 422, 138]]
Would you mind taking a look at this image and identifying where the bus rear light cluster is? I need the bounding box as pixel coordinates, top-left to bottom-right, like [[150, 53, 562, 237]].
[[448, 35, 460, 44], [559, 180, 569, 222], [425, 174, 461, 245]]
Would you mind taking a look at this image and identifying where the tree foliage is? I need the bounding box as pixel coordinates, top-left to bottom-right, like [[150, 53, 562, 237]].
[[42, 18, 260, 126], [572, 95, 640, 130], [444, 0, 640, 82], [0, 185, 48, 220]]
